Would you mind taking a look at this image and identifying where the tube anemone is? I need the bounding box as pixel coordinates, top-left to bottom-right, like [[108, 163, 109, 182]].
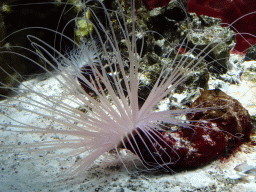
[[0, 0, 253, 189]]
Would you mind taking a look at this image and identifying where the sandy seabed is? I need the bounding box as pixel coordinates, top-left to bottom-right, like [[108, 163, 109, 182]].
[[1, 57, 256, 192]]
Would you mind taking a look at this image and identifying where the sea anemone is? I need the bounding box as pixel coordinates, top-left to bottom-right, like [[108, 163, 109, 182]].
[[0, 0, 253, 190]]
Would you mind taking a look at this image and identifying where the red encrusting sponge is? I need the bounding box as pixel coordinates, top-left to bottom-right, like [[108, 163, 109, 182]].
[[120, 89, 252, 170], [144, 0, 256, 54]]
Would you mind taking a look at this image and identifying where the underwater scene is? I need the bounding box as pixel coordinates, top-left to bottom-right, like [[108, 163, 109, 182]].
[[0, 0, 256, 191]]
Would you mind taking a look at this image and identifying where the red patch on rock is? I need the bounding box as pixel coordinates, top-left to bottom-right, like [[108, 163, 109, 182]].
[[187, 0, 256, 54], [120, 89, 252, 171], [144, 0, 172, 9], [144, 0, 256, 54]]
